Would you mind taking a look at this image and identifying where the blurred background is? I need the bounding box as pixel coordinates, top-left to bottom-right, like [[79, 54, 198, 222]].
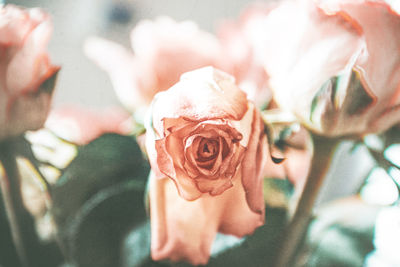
[[9, 0, 256, 108], [3, 1, 400, 266], [8, 0, 382, 207]]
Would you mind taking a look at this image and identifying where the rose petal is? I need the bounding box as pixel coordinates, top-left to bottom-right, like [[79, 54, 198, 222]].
[[151, 67, 249, 133], [0, 5, 32, 45], [6, 15, 57, 94], [155, 138, 202, 201], [218, 170, 264, 236], [149, 173, 220, 265], [241, 107, 266, 214], [319, 0, 400, 133], [261, 0, 364, 131], [195, 175, 233, 196], [149, 170, 264, 265], [84, 36, 142, 111]]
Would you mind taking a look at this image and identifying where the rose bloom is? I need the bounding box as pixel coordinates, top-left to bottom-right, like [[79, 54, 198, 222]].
[[217, 3, 274, 108], [84, 17, 226, 113], [0, 5, 59, 140], [258, 0, 400, 136], [45, 105, 131, 145], [145, 67, 266, 265]]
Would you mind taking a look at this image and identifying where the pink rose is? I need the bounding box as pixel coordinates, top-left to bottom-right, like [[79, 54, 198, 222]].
[[217, 3, 274, 108], [0, 5, 59, 140], [259, 0, 400, 136], [145, 67, 266, 265], [84, 17, 226, 112], [45, 105, 131, 145]]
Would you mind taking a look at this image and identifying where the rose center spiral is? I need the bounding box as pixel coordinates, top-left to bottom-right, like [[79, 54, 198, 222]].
[[197, 138, 219, 161]]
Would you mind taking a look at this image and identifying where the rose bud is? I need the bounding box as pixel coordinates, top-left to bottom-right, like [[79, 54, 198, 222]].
[[0, 4, 60, 140], [84, 17, 226, 113], [145, 67, 266, 265], [258, 0, 400, 137]]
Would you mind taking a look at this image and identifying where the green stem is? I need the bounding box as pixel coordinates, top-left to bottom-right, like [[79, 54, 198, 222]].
[[0, 141, 30, 267], [273, 134, 339, 267]]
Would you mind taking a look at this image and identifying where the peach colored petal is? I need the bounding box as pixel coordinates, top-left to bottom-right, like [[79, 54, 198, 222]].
[[0, 5, 32, 45], [260, 0, 364, 132], [195, 175, 233, 196], [155, 138, 203, 201], [83, 37, 142, 111], [6, 12, 53, 94], [217, 3, 274, 108], [149, 170, 264, 265], [0, 5, 58, 140], [145, 67, 266, 265], [320, 0, 400, 133], [241, 106, 266, 214], [218, 170, 265, 237], [151, 67, 248, 133], [149, 173, 220, 266], [45, 106, 131, 145], [86, 17, 227, 111]]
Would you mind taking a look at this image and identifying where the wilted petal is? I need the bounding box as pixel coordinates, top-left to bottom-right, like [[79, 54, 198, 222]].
[[149, 171, 264, 265], [152, 67, 248, 133], [149, 173, 220, 265], [241, 107, 266, 214]]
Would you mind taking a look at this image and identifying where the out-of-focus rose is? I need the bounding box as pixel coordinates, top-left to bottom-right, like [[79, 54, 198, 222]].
[[45, 105, 131, 145], [217, 3, 273, 108], [145, 67, 266, 265], [84, 17, 226, 113], [259, 0, 400, 137], [0, 5, 59, 140]]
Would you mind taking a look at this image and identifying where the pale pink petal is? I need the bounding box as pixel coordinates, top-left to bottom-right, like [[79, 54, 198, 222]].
[[0, 5, 58, 140], [218, 171, 264, 237], [6, 16, 56, 94], [84, 37, 141, 111], [0, 5, 32, 45], [195, 176, 233, 196], [45, 106, 131, 144], [261, 0, 364, 131], [149, 173, 220, 265], [319, 0, 400, 132], [217, 3, 274, 107], [241, 107, 267, 214], [155, 138, 203, 201], [151, 67, 249, 133], [149, 170, 264, 265]]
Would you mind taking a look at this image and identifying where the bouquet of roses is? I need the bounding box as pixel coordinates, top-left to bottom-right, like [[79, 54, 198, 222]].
[[1, 0, 399, 266]]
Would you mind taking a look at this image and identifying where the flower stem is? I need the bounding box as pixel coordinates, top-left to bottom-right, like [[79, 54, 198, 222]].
[[0, 141, 30, 267], [273, 134, 339, 267]]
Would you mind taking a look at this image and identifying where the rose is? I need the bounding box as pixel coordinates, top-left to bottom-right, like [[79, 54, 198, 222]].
[[84, 17, 226, 113], [217, 3, 273, 108], [258, 0, 400, 136], [145, 67, 266, 265], [45, 105, 131, 145], [0, 5, 59, 140]]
